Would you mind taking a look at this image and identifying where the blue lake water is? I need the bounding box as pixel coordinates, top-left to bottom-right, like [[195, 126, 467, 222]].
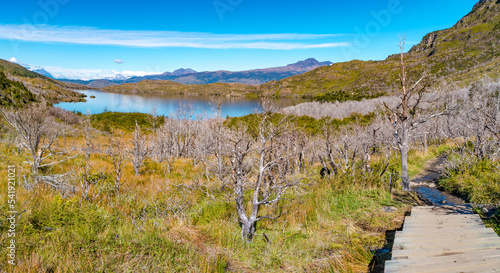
[[55, 90, 306, 118]]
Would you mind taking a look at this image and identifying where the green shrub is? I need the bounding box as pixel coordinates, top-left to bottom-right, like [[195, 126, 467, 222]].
[[91, 112, 165, 131], [308, 89, 385, 103], [439, 158, 500, 204]]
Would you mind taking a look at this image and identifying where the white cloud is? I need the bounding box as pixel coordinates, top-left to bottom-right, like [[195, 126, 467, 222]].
[[9, 57, 18, 63], [0, 24, 350, 50], [114, 59, 124, 64]]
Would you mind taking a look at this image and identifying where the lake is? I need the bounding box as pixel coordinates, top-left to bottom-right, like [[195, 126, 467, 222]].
[[55, 90, 307, 118]]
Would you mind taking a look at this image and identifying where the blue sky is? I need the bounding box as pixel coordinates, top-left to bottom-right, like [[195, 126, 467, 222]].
[[0, 0, 479, 80]]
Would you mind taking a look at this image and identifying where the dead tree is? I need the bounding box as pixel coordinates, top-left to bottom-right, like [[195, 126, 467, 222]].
[[320, 121, 340, 176], [226, 103, 305, 242], [129, 122, 150, 176], [172, 104, 203, 158], [153, 117, 175, 171], [107, 133, 127, 194], [148, 107, 161, 163], [1, 102, 77, 174], [443, 81, 500, 162], [80, 112, 95, 200], [384, 37, 445, 191], [202, 101, 233, 189], [321, 121, 362, 176]]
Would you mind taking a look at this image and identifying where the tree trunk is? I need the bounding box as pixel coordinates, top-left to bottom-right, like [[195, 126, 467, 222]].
[[400, 122, 411, 191], [240, 217, 257, 242], [233, 157, 258, 242]]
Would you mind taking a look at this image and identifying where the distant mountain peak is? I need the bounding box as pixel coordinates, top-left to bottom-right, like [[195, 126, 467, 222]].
[[160, 68, 197, 77], [287, 58, 333, 69], [172, 68, 197, 76]]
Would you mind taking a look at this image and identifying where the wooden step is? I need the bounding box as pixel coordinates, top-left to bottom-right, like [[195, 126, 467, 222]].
[[392, 239, 500, 259], [387, 205, 500, 272], [405, 215, 481, 221], [395, 228, 497, 239], [437, 263, 500, 273], [404, 215, 482, 221], [394, 233, 500, 246], [397, 226, 490, 235], [403, 221, 485, 229], [410, 211, 475, 216], [411, 205, 473, 211], [386, 252, 500, 273], [386, 248, 500, 266], [394, 236, 500, 249]]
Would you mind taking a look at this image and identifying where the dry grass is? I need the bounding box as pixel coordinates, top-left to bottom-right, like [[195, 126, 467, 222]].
[[0, 129, 415, 272]]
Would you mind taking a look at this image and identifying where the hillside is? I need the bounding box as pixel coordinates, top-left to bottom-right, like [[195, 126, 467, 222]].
[[259, 0, 500, 98], [0, 71, 37, 107], [0, 59, 85, 104], [102, 79, 260, 97]]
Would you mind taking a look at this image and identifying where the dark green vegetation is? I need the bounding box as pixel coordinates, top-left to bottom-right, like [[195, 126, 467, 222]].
[[91, 112, 165, 132], [260, 0, 500, 98], [0, 71, 37, 107], [309, 89, 385, 103], [485, 209, 500, 235], [0, 59, 86, 104], [440, 158, 500, 204]]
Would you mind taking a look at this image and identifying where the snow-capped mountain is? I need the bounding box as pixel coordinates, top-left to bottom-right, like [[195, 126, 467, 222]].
[[106, 73, 132, 81], [20, 64, 55, 78]]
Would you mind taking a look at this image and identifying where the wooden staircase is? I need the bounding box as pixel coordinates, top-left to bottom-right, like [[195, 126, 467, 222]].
[[385, 205, 500, 273]]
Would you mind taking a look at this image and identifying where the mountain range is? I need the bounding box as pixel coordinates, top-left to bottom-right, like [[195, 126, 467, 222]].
[[62, 58, 333, 88]]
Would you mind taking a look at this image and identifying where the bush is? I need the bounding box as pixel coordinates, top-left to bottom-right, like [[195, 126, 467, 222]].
[[308, 89, 385, 103], [91, 112, 165, 131], [440, 158, 500, 204]]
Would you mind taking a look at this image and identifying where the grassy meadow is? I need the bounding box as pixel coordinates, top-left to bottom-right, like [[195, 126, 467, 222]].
[[0, 111, 425, 273]]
